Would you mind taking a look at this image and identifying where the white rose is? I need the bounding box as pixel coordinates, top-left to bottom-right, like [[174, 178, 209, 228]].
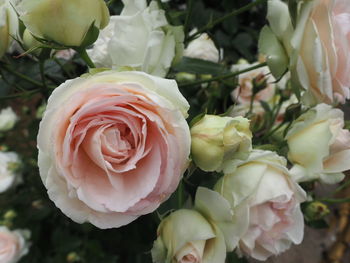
[[0, 0, 18, 58], [0, 226, 30, 263], [184, 33, 220, 62], [214, 150, 306, 261], [88, 0, 184, 77], [0, 151, 22, 193], [0, 107, 18, 132], [286, 103, 350, 184]]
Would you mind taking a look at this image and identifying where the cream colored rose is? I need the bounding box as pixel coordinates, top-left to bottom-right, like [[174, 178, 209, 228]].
[[0, 107, 18, 132], [88, 0, 184, 77], [0, 0, 18, 58], [37, 70, 191, 229], [184, 33, 219, 63], [286, 103, 350, 184], [261, 0, 350, 104], [151, 209, 226, 263], [0, 151, 22, 193], [17, 0, 110, 47], [291, 0, 350, 104], [214, 150, 306, 261], [0, 226, 29, 263], [190, 115, 252, 172]]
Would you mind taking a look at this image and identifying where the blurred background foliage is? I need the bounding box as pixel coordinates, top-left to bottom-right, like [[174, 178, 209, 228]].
[[0, 0, 267, 262]]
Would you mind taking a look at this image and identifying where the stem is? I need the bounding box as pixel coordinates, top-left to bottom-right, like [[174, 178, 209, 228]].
[[1, 64, 43, 87], [184, 0, 194, 37], [39, 60, 47, 89], [319, 198, 350, 204], [333, 178, 350, 194], [187, 0, 267, 41], [177, 181, 184, 209], [247, 92, 257, 116], [54, 58, 73, 78], [0, 89, 41, 101], [77, 48, 95, 68], [179, 62, 267, 88]]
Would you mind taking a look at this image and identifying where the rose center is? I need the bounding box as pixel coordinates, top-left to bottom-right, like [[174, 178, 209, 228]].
[[101, 124, 135, 162]]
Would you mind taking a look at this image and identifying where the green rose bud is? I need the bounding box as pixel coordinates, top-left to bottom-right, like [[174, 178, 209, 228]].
[[0, 0, 18, 58], [152, 209, 226, 263], [303, 201, 330, 221], [17, 0, 110, 47], [190, 115, 252, 172]]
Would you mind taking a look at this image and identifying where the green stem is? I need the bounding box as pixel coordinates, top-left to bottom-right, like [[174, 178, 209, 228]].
[[0, 89, 41, 101], [177, 181, 184, 209], [187, 0, 267, 41], [77, 48, 95, 68], [179, 62, 267, 88], [247, 92, 257, 116], [319, 197, 350, 204], [39, 60, 47, 89], [184, 0, 194, 37], [333, 178, 350, 194], [1, 64, 44, 87]]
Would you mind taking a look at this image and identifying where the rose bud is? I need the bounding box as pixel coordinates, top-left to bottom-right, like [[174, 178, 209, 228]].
[[0, 0, 18, 58], [0, 107, 18, 132], [190, 115, 252, 172], [151, 209, 226, 263], [17, 0, 110, 47]]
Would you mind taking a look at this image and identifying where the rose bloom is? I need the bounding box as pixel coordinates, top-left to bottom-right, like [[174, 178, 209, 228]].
[[0, 151, 22, 193], [152, 209, 226, 263], [37, 70, 190, 229], [184, 33, 220, 63], [88, 0, 183, 77], [286, 103, 350, 184], [214, 150, 306, 260], [231, 62, 277, 105], [291, 0, 350, 104], [0, 226, 29, 263]]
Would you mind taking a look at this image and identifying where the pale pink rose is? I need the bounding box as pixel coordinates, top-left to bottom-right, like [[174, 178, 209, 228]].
[[231, 62, 276, 105], [292, 0, 350, 104], [37, 70, 191, 229], [215, 150, 306, 260], [0, 226, 29, 263]]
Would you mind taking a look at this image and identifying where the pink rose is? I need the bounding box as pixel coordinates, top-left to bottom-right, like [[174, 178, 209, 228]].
[[37, 70, 190, 229], [231, 62, 276, 105], [292, 0, 350, 104], [0, 226, 29, 263]]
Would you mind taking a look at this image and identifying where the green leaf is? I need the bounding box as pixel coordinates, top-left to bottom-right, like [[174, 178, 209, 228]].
[[258, 26, 289, 79], [173, 57, 228, 75]]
